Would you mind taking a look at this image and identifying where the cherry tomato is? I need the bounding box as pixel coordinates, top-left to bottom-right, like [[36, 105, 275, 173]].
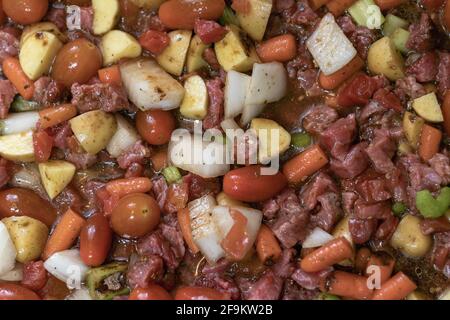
[[0, 283, 40, 300], [2, 0, 48, 25], [159, 0, 225, 29], [139, 30, 170, 55], [445, 0, 450, 30], [0, 188, 57, 227], [223, 165, 288, 202], [129, 285, 172, 300], [80, 213, 113, 267], [136, 110, 176, 145], [174, 286, 230, 300], [111, 193, 160, 238], [33, 130, 54, 163], [51, 38, 103, 88]]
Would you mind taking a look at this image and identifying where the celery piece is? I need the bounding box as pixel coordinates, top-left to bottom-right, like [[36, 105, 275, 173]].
[[163, 166, 182, 184], [348, 0, 384, 29], [291, 132, 311, 148], [391, 28, 410, 54], [10, 96, 41, 112], [416, 187, 450, 219], [383, 14, 409, 36], [86, 263, 130, 300]]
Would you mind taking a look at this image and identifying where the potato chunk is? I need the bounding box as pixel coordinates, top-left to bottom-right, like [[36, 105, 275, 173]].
[[390, 215, 432, 258], [367, 36, 405, 81], [412, 92, 444, 123], [39, 160, 76, 199], [92, 0, 120, 35], [156, 30, 192, 76], [2, 216, 49, 263], [236, 0, 272, 41], [403, 111, 425, 149], [70, 110, 117, 155], [101, 30, 142, 66], [19, 31, 63, 80], [250, 118, 291, 162], [0, 130, 35, 162], [215, 25, 259, 72], [180, 75, 209, 120], [186, 35, 209, 73], [20, 22, 67, 47]]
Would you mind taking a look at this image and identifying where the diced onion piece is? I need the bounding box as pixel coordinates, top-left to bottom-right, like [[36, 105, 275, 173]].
[[65, 287, 92, 300], [245, 62, 287, 105], [10, 163, 47, 198], [106, 114, 140, 158], [0, 221, 17, 276], [120, 58, 185, 111], [188, 195, 224, 263], [0, 263, 23, 281], [44, 249, 90, 287], [306, 13, 357, 75], [0, 112, 39, 136], [240, 103, 265, 126], [303, 227, 334, 248], [220, 118, 240, 131], [168, 132, 230, 178], [224, 71, 251, 119]]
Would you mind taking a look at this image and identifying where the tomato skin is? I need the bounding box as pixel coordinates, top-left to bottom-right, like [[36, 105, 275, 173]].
[[129, 285, 173, 300], [0, 188, 57, 227], [51, 39, 103, 88], [175, 286, 230, 300], [80, 213, 113, 267], [136, 110, 176, 145], [111, 193, 161, 238], [223, 165, 288, 202], [337, 73, 378, 107], [33, 130, 54, 163], [139, 30, 170, 55], [0, 283, 40, 300], [2, 0, 48, 25], [159, 0, 225, 29]]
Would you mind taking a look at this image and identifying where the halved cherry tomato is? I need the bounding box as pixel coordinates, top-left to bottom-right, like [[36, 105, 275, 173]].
[[337, 73, 378, 107], [174, 286, 231, 300], [110, 193, 161, 238], [33, 130, 54, 163], [159, 0, 225, 29], [80, 213, 113, 267], [0, 188, 57, 227], [2, 0, 48, 25], [0, 283, 40, 300], [129, 285, 172, 300], [139, 30, 170, 55], [223, 165, 287, 202], [136, 110, 176, 145]]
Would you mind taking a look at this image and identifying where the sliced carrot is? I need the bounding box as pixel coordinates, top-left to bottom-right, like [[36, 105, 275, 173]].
[[319, 56, 364, 90], [256, 34, 297, 63], [354, 247, 372, 273], [365, 254, 395, 285], [38, 104, 77, 129], [418, 124, 442, 161], [374, 0, 406, 10], [300, 237, 354, 273], [98, 65, 122, 86], [105, 177, 153, 199], [326, 271, 374, 300], [42, 208, 86, 260], [151, 148, 168, 172], [372, 272, 417, 300], [326, 0, 357, 16], [256, 225, 282, 263], [442, 90, 450, 136], [282, 144, 328, 184], [177, 208, 199, 254], [2, 57, 34, 100], [309, 0, 332, 9]]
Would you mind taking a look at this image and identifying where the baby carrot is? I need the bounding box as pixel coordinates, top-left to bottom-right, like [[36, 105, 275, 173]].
[[419, 124, 442, 161], [105, 177, 153, 199], [365, 254, 395, 285], [2, 57, 34, 100], [326, 0, 358, 16], [319, 56, 364, 90], [300, 237, 354, 272], [372, 272, 417, 300], [282, 144, 328, 184], [38, 104, 77, 129], [256, 225, 282, 263], [42, 208, 86, 260], [326, 271, 374, 300], [374, 0, 406, 10], [256, 34, 297, 63], [354, 247, 372, 273], [177, 208, 199, 254], [98, 65, 122, 86]]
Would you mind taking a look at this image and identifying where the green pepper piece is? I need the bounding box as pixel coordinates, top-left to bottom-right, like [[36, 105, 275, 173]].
[[318, 293, 340, 300], [291, 132, 311, 148], [10, 96, 41, 112], [162, 166, 182, 184], [86, 262, 130, 300], [416, 187, 450, 219], [392, 202, 407, 216], [219, 6, 240, 26]]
